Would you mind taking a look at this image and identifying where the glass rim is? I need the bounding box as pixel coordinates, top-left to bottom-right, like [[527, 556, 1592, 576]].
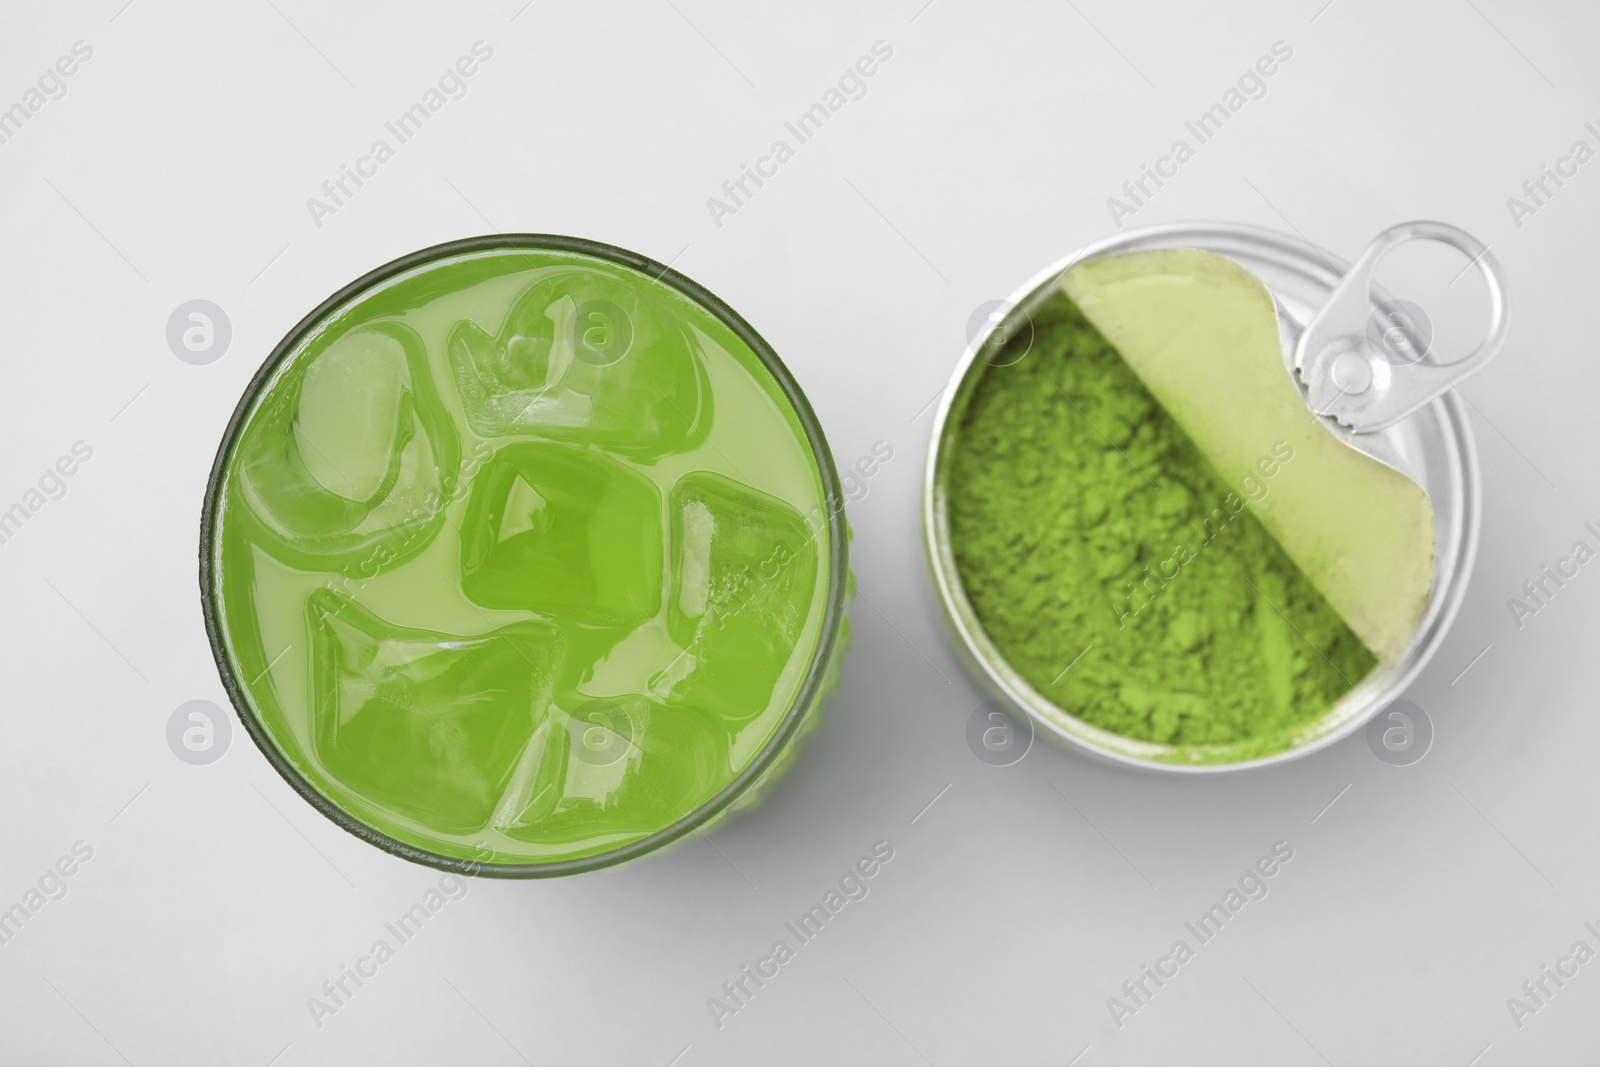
[[922, 220, 1481, 773], [198, 233, 851, 877]]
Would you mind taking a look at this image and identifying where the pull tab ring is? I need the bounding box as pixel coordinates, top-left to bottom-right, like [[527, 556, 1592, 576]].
[[1294, 221, 1509, 433]]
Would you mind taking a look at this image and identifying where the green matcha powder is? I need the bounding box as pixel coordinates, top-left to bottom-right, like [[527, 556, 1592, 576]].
[[946, 296, 1376, 761]]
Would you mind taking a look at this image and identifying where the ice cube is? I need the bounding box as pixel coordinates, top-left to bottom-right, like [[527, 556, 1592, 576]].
[[494, 695, 731, 844], [658, 472, 819, 721], [306, 589, 564, 834], [233, 324, 460, 571], [459, 443, 664, 628], [445, 267, 710, 458]]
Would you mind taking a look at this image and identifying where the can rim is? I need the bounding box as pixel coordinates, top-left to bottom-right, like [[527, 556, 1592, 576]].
[[922, 220, 1481, 773], [199, 233, 851, 876]]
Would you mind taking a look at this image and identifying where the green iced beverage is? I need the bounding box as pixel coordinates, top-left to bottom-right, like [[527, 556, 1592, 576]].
[[201, 237, 849, 875]]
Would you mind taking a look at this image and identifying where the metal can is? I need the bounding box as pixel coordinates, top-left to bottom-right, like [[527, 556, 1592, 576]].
[[924, 221, 1489, 772]]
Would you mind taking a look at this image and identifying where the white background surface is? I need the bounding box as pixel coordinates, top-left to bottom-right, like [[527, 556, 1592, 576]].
[[1, 1, 1597, 1063]]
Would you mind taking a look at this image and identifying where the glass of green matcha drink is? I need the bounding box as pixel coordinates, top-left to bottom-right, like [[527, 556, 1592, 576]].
[[926, 222, 1492, 771], [202, 236, 850, 875]]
